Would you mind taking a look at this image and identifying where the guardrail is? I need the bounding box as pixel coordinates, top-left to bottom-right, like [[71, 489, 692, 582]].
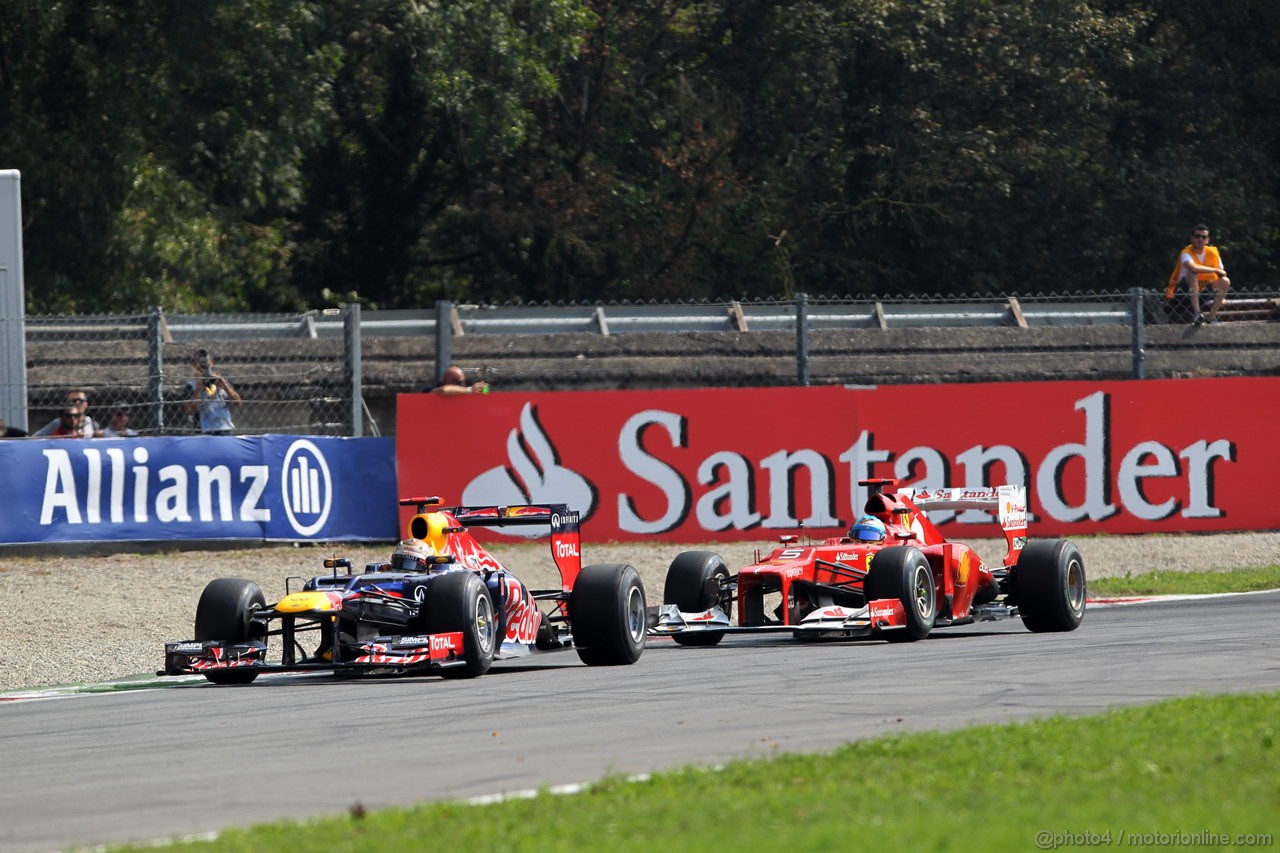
[[9, 289, 1278, 438], [19, 294, 1154, 342]]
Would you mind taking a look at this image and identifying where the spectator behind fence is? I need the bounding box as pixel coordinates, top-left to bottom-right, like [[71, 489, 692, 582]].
[[427, 365, 490, 396], [1166, 224, 1231, 325], [102, 402, 139, 437], [32, 389, 99, 438], [0, 415, 28, 438], [46, 406, 89, 438], [183, 349, 241, 435]]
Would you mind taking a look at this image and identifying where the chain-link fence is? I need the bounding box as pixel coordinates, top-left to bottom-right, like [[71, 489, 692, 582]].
[[20, 307, 360, 438], [3, 289, 1277, 437]]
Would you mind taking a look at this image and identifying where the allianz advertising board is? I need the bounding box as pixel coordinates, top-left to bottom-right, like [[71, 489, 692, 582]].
[[1, 436, 398, 544]]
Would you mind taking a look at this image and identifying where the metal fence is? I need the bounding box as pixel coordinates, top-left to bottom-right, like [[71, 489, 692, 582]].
[[4, 288, 1277, 437], [20, 306, 362, 438]]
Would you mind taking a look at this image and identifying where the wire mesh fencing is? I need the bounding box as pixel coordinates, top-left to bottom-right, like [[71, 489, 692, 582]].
[[4, 289, 1277, 437], [21, 308, 358, 437]]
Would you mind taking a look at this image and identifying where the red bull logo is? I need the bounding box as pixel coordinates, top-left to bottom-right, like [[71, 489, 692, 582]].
[[500, 577, 541, 643]]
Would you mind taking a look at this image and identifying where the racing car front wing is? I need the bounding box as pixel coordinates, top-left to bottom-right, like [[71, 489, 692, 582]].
[[160, 631, 468, 678], [651, 598, 1023, 642], [650, 599, 911, 640]]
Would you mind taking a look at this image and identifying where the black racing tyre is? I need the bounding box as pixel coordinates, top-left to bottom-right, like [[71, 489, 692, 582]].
[[423, 571, 497, 678], [570, 564, 647, 665], [863, 546, 936, 642], [1014, 539, 1087, 632], [663, 550, 731, 647], [194, 578, 265, 685]]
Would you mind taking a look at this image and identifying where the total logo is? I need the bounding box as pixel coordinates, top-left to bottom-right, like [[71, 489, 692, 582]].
[[281, 439, 333, 536]]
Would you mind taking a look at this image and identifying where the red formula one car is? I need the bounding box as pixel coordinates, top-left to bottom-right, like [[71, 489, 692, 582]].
[[161, 498, 647, 684], [651, 479, 1085, 645]]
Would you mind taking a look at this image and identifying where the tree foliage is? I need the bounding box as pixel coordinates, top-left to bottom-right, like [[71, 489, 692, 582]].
[[0, 0, 1276, 312]]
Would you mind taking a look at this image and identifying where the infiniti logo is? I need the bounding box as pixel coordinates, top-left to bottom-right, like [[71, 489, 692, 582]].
[[281, 439, 333, 536]]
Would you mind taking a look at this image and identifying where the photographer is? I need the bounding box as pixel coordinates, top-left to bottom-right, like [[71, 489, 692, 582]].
[[183, 349, 241, 435]]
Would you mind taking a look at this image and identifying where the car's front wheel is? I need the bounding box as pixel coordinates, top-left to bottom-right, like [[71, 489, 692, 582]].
[[663, 550, 731, 647], [423, 571, 497, 678], [194, 578, 265, 684], [863, 546, 936, 642], [571, 564, 647, 665]]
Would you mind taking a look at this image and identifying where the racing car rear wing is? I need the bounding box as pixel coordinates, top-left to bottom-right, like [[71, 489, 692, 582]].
[[399, 497, 583, 592], [901, 485, 1028, 566]]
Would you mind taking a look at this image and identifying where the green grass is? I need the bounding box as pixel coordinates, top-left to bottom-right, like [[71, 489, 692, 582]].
[[109, 692, 1279, 852], [1090, 564, 1280, 597], [92, 566, 1277, 852]]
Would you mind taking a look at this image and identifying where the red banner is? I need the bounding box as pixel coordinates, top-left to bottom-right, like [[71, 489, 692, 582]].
[[396, 377, 1280, 541]]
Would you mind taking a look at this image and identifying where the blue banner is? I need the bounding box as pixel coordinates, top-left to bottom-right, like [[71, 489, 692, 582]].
[[0, 436, 398, 544]]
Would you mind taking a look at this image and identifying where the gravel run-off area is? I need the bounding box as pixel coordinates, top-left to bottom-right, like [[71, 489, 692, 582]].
[[2, 532, 1277, 694]]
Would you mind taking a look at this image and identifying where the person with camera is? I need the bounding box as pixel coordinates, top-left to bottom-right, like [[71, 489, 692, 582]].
[[183, 349, 241, 435]]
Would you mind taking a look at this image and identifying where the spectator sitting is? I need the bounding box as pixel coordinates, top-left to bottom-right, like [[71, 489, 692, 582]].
[[102, 402, 139, 437], [0, 415, 28, 438], [32, 389, 98, 438], [1165, 224, 1231, 325], [427, 365, 490, 396]]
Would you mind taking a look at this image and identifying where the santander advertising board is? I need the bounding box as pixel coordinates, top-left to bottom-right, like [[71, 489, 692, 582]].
[[397, 377, 1280, 541]]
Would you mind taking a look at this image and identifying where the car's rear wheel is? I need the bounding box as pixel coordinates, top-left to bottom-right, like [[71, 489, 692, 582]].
[[571, 564, 647, 665], [1014, 539, 1086, 632], [194, 578, 265, 684], [663, 550, 731, 647], [863, 546, 936, 642], [423, 571, 497, 678]]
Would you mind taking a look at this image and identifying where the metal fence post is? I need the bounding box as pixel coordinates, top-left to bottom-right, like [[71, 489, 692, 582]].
[[344, 303, 362, 437], [796, 292, 810, 387], [0, 170, 28, 430], [435, 299, 453, 385], [1130, 287, 1145, 380], [147, 306, 165, 432]]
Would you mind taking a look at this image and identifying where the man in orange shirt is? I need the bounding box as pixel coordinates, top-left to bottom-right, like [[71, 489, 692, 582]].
[[1166, 224, 1230, 325]]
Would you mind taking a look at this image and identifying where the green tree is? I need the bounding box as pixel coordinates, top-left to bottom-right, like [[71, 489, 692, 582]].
[[290, 0, 593, 309], [2, 0, 1277, 311], [0, 0, 335, 312]]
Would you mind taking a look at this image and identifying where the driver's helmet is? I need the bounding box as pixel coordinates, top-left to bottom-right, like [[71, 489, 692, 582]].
[[389, 537, 436, 571], [848, 515, 887, 542]]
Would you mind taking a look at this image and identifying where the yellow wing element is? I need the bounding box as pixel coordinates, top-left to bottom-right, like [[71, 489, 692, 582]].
[[275, 591, 337, 613]]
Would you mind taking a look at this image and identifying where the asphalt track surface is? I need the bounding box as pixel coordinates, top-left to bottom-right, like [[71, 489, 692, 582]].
[[3, 592, 1278, 852]]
